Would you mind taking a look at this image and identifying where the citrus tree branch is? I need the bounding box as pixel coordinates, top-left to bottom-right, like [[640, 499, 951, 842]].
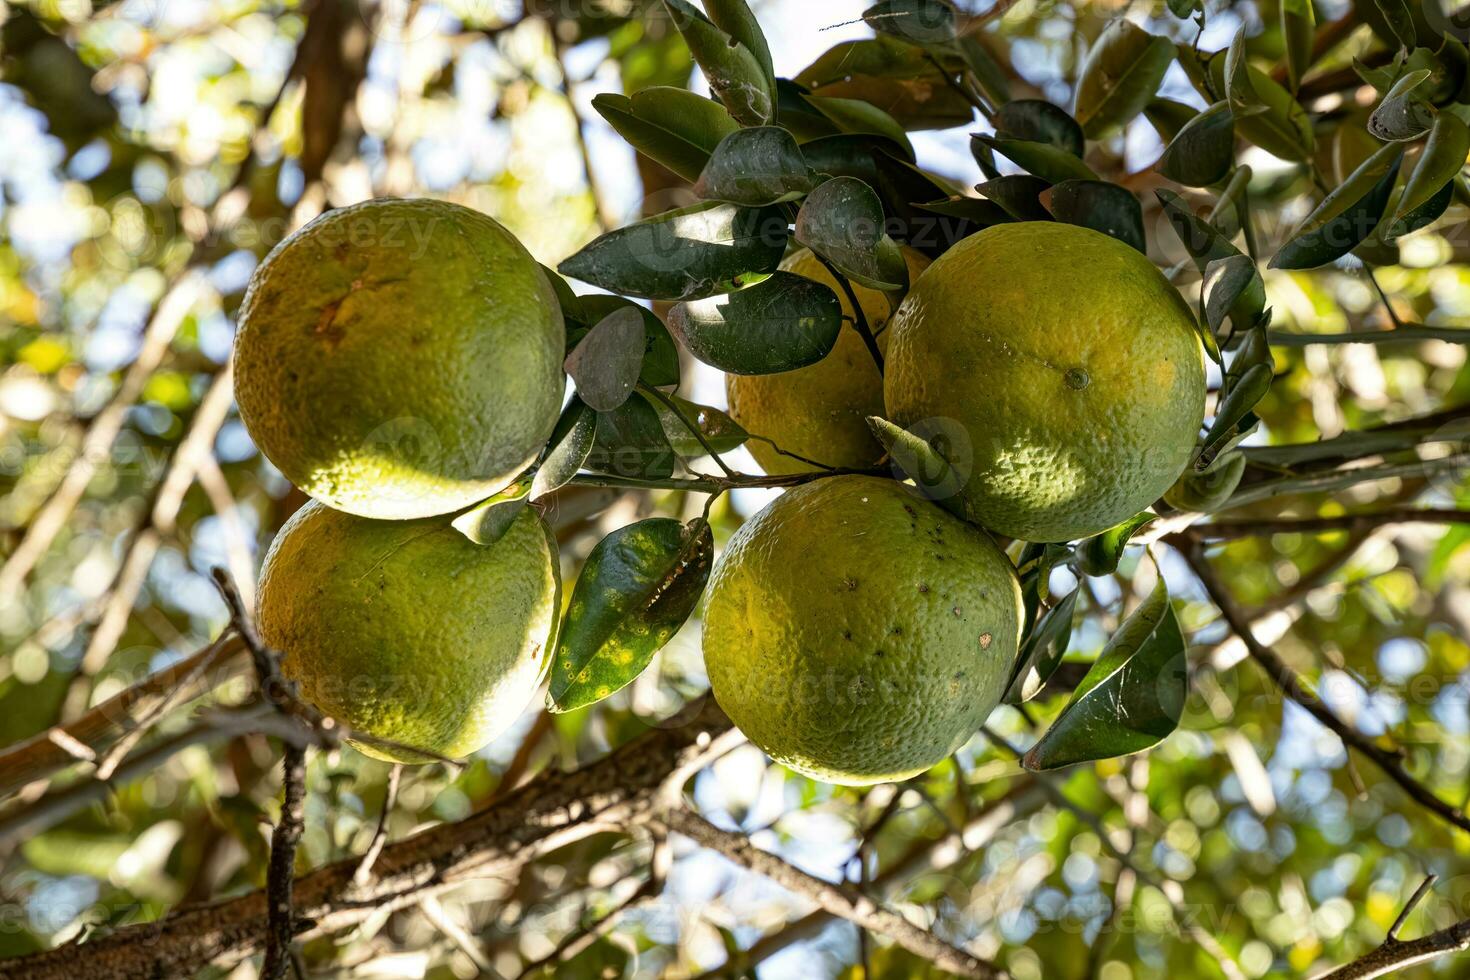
[[0, 700, 735, 980], [1188, 508, 1470, 541], [1173, 538, 1470, 836], [655, 807, 1006, 980]]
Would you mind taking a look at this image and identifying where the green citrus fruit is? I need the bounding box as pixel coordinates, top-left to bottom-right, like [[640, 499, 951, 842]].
[[258, 500, 559, 763], [234, 198, 565, 521], [726, 247, 930, 475], [702, 475, 1022, 786], [884, 222, 1205, 543]]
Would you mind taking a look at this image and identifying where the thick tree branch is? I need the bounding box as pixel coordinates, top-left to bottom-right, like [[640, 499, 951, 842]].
[[1174, 539, 1470, 836], [0, 699, 734, 980], [657, 807, 1007, 980]]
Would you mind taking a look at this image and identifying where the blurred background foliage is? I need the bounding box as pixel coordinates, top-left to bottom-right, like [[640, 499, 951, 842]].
[[0, 0, 1469, 978]]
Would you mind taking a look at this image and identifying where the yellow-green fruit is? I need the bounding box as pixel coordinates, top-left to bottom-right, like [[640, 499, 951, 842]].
[[702, 476, 1022, 786], [258, 500, 559, 763], [726, 247, 930, 475], [884, 223, 1205, 543], [234, 198, 565, 520]]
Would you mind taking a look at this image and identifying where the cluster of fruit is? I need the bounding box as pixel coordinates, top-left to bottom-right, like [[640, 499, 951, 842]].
[[236, 196, 1204, 781]]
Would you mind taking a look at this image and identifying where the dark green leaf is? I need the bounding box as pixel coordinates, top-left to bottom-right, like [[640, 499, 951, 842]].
[[1379, 177, 1454, 241], [591, 89, 739, 182], [548, 518, 714, 712], [1077, 512, 1155, 577], [558, 201, 787, 301], [976, 174, 1053, 220], [1156, 189, 1266, 325], [917, 194, 1013, 226], [775, 78, 841, 141], [1270, 143, 1402, 269], [1157, 101, 1235, 187], [973, 134, 1098, 184], [540, 263, 581, 325], [795, 177, 908, 290], [995, 99, 1085, 157], [862, 0, 958, 43], [666, 271, 843, 374], [451, 475, 532, 546], [866, 416, 968, 518], [1201, 362, 1272, 464], [954, 34, 1013, 107], [1201, 55, 1315, 160], [1167, 0, 1201, 16], [572, 296, 681, 388], [1144, 98, 1201, 144], [1048, 179, 1146, 253], [1368, 68, 1434, 141], [1282, 0, 1316, 92], [1004, 587, 1079, 705], [532, 397, 597, 499], [1373, 0, 1418, 49], [1165, 450, 1246, 511], [661, 0, 775, 125], [589, 396, 677, 479], [704, 0, 774, 81], [648, 394, 748, 456], [1203, 254, 1260, 335], [695, 127, 815, 206], [1073, 19, 1176, 138], [1022, 578, 1187, 770], [1394, 110, 1470, 222], [1017, 542, 1074, 632], [804, 95, 914, 159], [564, 307, 644, 412]]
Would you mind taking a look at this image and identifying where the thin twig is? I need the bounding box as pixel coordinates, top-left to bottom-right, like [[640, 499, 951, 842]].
[[353, 764, 402, 887], [657, 807, 1006, 980], [1189, 509, 1470, 541], [1389, 874, 1439, 941], [1175, 540, 1470, 835], [262, 744, 308, 980]]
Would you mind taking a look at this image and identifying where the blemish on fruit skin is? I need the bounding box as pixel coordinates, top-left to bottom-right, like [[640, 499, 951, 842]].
[[918, 583, 930, 593], [979, 633, 993, 648], [844, 576, 859, 591], [1065, 367, 1090, 390]]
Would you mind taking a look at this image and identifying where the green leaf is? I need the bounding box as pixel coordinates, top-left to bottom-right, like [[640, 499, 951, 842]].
[[661, 0, 775, 125], [1200, 361, 1272, 464], [589, 396, 677, 479], [1144, 98, 1201, 143], [1200, 54, 1314, 161], [558, 201, 787, 301], [1048, 179, 1146, 253], [804, 95, 915, 159], [1022, 578, 1187, 770], [666, 271, 843, 374], [1164, 450, 1246, 511], [1269, 142, 1403, 269], [976, 175, 1053, 221], [540, 263, 581, 325], [648, 394, 748, 456], [1396, 111, 1470, 224], [1368, 68, 1435, 141], [1378, 177, 1454, 241], [532, 397, 597, 499], [1373, 0, 1418, 49], [972, 134, 1098, 184], [591, 89, 739, 182], [1157, 101, 1235, 187], [1073, 19, 1176, 138], [1222, 26, 1267, 118], [1282, 0, 1316, 92], [866, 416, 968, 518], [794, 37, 972, 130], [704, 0, 773, 81], [917, 194, 1013, 226], [795, 177, 909, 290], [548, 518, 714, 712], [995, 99, 1085, 157], [451, 476, 532, 546], [862, 0, 959, 44], [573, 296, 681, 388], [695, 126, 815, 206], [1203, 253, 1260, 335], [564, 307, 644, 412], [1004, 587, 1078, 705], [1077, 512, 1155, 576], [1167, 0, 1201, 16]]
